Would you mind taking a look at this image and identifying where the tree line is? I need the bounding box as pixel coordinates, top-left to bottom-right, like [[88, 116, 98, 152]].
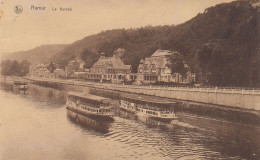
[[1, 60, 31, 76]]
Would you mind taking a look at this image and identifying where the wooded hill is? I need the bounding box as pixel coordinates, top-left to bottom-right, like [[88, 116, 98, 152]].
[[2, 44, 66, 64], [50, 0, 259, 87], [3, 0, 259, 87]]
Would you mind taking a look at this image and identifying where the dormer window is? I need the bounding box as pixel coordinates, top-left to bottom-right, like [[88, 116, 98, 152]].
[[151, 65, 156, 72], [144, 64, 148, 69]]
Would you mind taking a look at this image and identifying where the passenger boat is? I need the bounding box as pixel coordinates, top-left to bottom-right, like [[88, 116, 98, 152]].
[[66, 92, 114, 119], [120, 93, 177, 121]]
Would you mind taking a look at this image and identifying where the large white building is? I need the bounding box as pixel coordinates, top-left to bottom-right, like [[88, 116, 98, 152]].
[[86, 53, 132, 83], [137, 49, 195, 84]]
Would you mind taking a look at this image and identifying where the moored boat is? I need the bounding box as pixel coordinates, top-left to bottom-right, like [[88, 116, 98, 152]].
[[67, 109, 112, 134], [13, 81, 28, 91], [120, 93, 177, 121], [66, 92, 115, 119]]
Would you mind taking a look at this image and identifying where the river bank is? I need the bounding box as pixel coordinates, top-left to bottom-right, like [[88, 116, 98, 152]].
[[2, 76, 255, 126], [23, 76, 259, 108], [1, 76, 260, 125], [88, 88, 260, 126]]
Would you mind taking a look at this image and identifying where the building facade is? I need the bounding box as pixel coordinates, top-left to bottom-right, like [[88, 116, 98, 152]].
[[53, 69, 66, 78], [29, 64, 52, 78], [137, 49, 195, 84], [86, 53, 131, 83], [65, 59, 85, 77]]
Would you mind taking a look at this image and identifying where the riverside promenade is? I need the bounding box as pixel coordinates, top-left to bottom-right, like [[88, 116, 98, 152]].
[[24, 76, 260, 111]]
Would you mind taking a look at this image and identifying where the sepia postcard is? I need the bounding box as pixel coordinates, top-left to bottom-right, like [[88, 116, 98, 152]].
[[0, 0, 259, 160]]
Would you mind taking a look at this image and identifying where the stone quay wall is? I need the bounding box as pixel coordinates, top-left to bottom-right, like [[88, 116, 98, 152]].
[[26, 77, 260, 111]]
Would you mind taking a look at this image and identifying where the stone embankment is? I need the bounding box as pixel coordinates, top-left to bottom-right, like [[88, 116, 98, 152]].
[[25, 77, 260, 111]]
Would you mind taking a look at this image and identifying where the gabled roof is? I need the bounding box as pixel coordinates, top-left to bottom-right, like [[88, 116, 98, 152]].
[[69, 59, 84, 63], [68, 59, 85, 65], [152, 49, 182, 58], [151, 49, 172, 57], [37, 68, 49, 72], [139, 49, 182, 69], [53, 69, 65, 73], [93, 55, 130, 70], [140, 54, 168, 69]]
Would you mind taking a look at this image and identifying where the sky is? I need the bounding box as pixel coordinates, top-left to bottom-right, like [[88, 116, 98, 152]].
[[0, 0, 234, 54]]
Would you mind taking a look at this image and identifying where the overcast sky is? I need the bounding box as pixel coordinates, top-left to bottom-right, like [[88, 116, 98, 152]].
[[0, 0, 234, 54]]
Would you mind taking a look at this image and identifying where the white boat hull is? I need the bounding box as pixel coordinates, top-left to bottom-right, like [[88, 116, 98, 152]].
[[120, 103, 177, 121]]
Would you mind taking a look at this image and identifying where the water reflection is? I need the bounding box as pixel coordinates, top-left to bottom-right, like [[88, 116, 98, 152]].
[[28, 84, 67, 106], [113, 105, 260, 160]]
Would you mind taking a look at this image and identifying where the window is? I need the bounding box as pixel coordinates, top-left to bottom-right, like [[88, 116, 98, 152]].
[[144, 64, 148, 69]]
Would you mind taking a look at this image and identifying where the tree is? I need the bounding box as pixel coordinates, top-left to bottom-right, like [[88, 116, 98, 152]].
[[1, 60, 31, 76], [1, 60, 12, 76], [168, 53, 188, 79], [194, 46, 212, 84], [10, 60, 21, 76], [20, 60, 31, 76], [48, 62, 56, 73], [81, 49, 99, 69]]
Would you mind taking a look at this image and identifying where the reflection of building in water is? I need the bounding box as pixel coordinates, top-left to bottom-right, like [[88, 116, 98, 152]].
[[67, 109, 112, 134], [28, 84, 67, 104]]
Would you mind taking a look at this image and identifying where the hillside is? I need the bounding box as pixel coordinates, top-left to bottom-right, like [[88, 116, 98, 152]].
[[2, 44, 66, 64], [51, 0, 260, 87]]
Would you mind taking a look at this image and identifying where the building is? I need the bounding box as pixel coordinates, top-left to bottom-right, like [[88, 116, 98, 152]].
[[65, 59, 86, 77], [86, 53, 131, 83], [53, 69, 66, 78], [137, 49, 195, 84], [29, 64, 52, 78]]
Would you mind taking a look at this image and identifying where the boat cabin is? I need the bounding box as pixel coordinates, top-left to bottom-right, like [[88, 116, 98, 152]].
[[120, 93, 175, 111], [67, 92, 114, 117], [67, 92, 110, 108]]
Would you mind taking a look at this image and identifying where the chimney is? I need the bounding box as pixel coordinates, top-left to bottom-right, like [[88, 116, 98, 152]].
[[100, 53, 105, 59]]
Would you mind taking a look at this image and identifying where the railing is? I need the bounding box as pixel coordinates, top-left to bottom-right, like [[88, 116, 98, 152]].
[[24, 76, 260, 110], [24, 76, 260, 95], [141, 84, 260, 91]]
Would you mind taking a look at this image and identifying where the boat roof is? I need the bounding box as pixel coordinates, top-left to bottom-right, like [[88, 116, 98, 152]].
[[13, 81, 27, 85], [121, 93, 176, 104], [67, 92, 109, 101]]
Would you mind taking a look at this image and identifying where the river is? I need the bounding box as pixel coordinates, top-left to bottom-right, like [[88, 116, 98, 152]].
[[0, 84, 259, 160]]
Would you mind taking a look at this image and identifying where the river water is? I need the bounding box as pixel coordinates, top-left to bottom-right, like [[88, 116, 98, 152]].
[[0, 84, 259, 160]]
